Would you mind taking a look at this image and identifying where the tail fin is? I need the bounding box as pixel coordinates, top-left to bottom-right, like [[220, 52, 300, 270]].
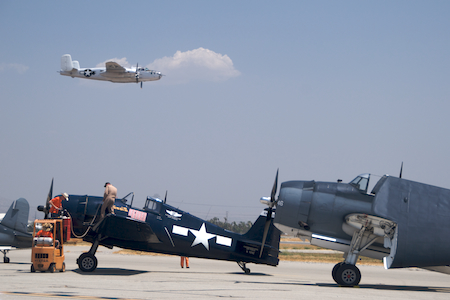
[[1, 198, 30, 233], [61, 54, 79, 71], [244, 208, 281, 253]]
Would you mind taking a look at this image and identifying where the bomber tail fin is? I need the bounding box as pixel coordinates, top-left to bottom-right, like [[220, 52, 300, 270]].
[[1, 198, 30, 233], [61, 54, 80, 71]]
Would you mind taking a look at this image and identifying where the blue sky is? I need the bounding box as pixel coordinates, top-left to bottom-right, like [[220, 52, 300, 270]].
[[1, 1, 450, 221]]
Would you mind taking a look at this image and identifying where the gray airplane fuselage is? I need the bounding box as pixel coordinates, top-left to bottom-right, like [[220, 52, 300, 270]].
[[274, 175, 450, 269]]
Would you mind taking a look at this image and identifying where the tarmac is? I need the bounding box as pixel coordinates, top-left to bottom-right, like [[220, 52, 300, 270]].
[[1, 246, 449, 299]]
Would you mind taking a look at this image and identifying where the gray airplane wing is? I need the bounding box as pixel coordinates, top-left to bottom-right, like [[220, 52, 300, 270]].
[[105, 61, 126, 73]]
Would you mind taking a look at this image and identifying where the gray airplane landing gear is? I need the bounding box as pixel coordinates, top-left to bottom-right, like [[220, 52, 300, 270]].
[[237, 261, 251, 274], [333, 221, 377, 286], [77, 234, 101, 272], [1, 250, 10, 263]]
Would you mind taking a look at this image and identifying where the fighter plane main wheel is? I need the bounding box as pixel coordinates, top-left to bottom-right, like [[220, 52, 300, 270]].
[[77, 253, 97, 272], [4, 257, 10, 263], [335, 263, 361, 286]]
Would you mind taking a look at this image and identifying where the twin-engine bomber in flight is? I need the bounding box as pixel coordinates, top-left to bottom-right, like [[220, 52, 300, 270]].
[[59, 54, 162, 88], [261, 170, 450, 286]]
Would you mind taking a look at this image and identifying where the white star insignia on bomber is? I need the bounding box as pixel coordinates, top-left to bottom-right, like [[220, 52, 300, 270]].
[[190, 223, 215, 250]]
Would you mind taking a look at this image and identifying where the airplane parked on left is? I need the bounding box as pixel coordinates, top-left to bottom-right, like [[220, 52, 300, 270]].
[[0, 198, 32, 263], [59, 54, 163, 88]]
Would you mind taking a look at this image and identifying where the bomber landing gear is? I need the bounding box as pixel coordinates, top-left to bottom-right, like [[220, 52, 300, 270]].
[[332, 216, 378, 286], [237, 261, 251, 274], [332, 263, 361, 286], [1, 250, 10, 263]]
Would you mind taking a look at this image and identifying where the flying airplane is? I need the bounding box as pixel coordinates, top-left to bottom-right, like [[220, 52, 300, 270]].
[[0, 198, 32, 263], [59, 54, 163, 88], [38, 181, 281, 273], [260, 170, 450, 286]]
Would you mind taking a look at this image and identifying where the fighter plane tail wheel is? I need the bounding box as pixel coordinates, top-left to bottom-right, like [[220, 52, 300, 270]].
[[335, 263, 361, 286], [77, 253, 98, 272], [4, 257, 10, 263], [49, 263, 56, 273]]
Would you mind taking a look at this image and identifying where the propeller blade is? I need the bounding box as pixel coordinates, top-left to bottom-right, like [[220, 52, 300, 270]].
[[399, 162, 403, 178], [164, 190, 168, 204], [259, 215, 271, 258], [140, 81, 143, 89], [135, 63, 139, 83], [44, 178, 54, 219], [259, 169, 279, 258]]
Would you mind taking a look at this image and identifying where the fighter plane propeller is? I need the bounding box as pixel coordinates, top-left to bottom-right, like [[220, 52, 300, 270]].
[[263, 168, 450, 286], [59, 54, 162, 88]]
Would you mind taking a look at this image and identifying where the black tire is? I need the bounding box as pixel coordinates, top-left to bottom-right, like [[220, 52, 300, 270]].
[[49, 263, 56, 273], [77, 253, 97, 272], [31, 264, 36, 273], [244, 268, 251, 274], [332, 262, 344, 283], [4, 257, 10, 263], [60, 262, 66, 272], [336, 263, 361, 286]]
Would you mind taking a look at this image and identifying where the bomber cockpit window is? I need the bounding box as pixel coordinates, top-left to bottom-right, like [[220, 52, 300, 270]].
[[349, 173, 370, 194]]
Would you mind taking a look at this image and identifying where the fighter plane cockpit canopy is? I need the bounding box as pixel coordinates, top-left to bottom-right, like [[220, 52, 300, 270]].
[[144, 196, 163, 214], [349, 173, 370, 194]]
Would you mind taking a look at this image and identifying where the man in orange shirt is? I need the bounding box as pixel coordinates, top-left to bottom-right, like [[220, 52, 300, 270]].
[[36, 223, 53, 239], [49, 193, 69, 218]]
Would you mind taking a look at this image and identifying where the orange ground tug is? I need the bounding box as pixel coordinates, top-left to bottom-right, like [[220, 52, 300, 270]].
[[31, 219, 68, 272]]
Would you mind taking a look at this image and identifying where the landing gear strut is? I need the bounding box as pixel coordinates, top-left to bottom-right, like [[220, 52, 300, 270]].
[[77, 234, 101, 272], [332, 218, 378, 286], [237, 261, 251, 274]]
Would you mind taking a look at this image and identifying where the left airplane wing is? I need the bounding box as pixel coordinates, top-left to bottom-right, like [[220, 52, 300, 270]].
[[105, 61, 126, 73]]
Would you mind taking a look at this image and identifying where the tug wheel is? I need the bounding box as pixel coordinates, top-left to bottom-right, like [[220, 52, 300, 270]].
[[77, 253, 97, 272]]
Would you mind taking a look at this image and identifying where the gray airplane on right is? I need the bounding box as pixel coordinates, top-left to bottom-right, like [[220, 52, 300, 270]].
[[260, 170, 450, 286]]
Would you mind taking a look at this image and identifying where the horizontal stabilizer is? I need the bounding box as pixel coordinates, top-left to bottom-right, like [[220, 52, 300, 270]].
[[1, 198, 30, 233]]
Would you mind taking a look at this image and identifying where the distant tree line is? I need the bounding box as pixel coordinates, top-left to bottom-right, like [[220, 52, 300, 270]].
[[207, 217, 253, 234]]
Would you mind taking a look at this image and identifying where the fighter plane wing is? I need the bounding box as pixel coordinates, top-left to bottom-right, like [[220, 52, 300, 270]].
[[105, 61, 126, 73]]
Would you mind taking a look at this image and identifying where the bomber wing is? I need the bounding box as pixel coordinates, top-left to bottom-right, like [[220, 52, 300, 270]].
[[105, 61, 126, 73]]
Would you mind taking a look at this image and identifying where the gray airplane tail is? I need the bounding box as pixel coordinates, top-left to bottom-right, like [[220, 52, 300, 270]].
[[1, 198, 30, 233], [61, 54, 80, 71]]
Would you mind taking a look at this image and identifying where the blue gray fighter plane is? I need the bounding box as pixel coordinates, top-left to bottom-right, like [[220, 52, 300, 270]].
[[261, 170, 450, 286], [0, 198, 32, 263], [38, 181, 281, 274]]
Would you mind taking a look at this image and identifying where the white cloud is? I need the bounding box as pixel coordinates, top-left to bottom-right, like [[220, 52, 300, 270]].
[[0, 63, 29, 74], [96, 57, 132, 68], [147, 48, 241, 83]]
